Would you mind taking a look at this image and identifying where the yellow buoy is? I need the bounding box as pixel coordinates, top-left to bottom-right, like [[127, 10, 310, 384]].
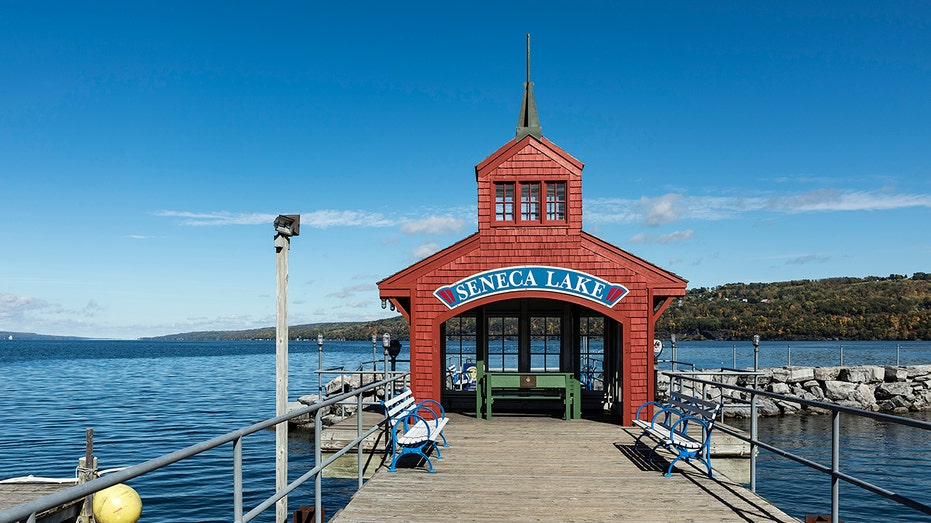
[[92, 483, 143, 523]]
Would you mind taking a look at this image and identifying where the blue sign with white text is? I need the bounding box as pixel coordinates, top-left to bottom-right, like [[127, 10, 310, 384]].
[[434, 266, 629, 309]]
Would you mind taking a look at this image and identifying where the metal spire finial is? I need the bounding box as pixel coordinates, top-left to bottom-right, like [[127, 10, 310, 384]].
[[516, 34, 542, 140]]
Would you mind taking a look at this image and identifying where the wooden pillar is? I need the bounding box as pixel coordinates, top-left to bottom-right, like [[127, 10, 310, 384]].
[[274, 233, 289, 523]]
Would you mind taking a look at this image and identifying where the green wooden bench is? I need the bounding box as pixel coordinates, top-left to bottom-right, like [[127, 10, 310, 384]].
[[475, 360, 581, 420]]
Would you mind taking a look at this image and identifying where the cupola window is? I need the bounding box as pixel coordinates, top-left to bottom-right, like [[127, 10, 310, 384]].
[[546, 181, 566, 221], [520, 182, 540, 221], [495, 183, 515, 221], [495, 181, 567, 225]]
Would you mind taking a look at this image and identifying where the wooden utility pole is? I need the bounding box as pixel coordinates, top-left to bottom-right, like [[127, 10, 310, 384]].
[[274, 231, 289, 523], [273, 213, 299, 523]]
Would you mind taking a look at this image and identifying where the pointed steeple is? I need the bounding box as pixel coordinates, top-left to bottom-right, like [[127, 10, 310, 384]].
[[516, 34, 542, 140]]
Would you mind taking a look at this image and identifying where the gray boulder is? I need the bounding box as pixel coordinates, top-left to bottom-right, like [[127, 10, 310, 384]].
[[875, 382, 914, 401], [884, 366, 908, 382], [814, 367, 842, 381], [823, 380, 857, 401], [839, 366, 882, 384], [850, 383, 876, 409], [786, 367, 815, 383], [768, 382, 791, 395]]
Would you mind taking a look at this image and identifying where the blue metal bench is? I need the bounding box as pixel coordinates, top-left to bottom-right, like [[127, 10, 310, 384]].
[[633, 392, 721, 477], [381, 389, 449, 473]]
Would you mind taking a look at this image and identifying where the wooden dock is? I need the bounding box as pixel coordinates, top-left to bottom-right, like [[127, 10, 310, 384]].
[[0, 479, 81, 523], [329, 412, 799, 522]]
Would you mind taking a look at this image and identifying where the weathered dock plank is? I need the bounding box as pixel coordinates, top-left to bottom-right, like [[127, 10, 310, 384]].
[[0, 480, 81, 523], [329, 413, 799, 523]]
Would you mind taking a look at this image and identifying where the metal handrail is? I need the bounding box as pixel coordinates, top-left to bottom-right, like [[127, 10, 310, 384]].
[[0, 373, 411, 523], [664, 370, 931, 522], [655, 359, 696, 371]]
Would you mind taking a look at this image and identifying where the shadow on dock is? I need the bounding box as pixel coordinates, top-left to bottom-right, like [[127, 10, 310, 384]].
[[327, 413, 798, 522]]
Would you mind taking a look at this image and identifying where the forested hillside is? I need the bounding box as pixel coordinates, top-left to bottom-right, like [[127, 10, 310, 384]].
[[655, 273, 931, 341], [150, 274, 931, 342], [147, 316, 410, 342]]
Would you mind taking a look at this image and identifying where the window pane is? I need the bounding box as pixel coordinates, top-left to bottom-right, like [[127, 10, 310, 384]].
[[487, 316, 519, 371], [530, 316, 561, 372], [579, 315, 605, 391], [521, 182, 540, 221], [495, 183, 514, 221], [546, 182, 566, 221], [444, 316, 477, 391]]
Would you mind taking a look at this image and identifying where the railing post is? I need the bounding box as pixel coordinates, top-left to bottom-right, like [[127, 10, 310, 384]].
[[750, 334, 760, 493], [832, 409, 840, 522], [357, 393, 364, 490], [234, 436, 243, 523], [750, 384, 758, 492], [77, 428, 95, 523], [315, 408, 323, 523]]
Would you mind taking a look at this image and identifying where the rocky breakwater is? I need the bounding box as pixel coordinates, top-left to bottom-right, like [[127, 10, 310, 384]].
[[718, 364, 931, 417], [288, 373, 388, 428]]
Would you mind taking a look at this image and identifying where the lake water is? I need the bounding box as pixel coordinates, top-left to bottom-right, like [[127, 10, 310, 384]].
[[0, 339, 385, 522], [1, 339, 930, 522], [656, 339, 931, 371]]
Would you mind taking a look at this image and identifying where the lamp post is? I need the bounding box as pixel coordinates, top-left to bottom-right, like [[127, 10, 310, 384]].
[[670, 333, 677, 372], [388, 340, 402, 372], [273, 214, 299, 523], [752, 334, 760, 371], [382, 333, 391, 396], [750, 334, 760, 493], [317, 334, 324, 398]]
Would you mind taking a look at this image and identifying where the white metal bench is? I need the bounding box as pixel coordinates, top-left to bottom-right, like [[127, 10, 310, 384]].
[[633, 392, 721, 477], [381, 389, 449, 473]]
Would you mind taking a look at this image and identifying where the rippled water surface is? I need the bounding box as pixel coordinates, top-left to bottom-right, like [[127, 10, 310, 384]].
[[2, 339, 931, 522], [0, 339, 376, 522]]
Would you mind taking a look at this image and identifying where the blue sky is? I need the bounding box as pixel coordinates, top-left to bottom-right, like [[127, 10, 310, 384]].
[[2, 2, 930, 339]]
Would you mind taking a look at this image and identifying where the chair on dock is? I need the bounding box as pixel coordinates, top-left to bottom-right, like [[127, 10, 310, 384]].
[[633, 392, 721, 477], [381, 389, 449, 472]]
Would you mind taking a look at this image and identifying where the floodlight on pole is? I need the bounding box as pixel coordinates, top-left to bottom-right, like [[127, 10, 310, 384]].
[[274, 214, 300, 238]]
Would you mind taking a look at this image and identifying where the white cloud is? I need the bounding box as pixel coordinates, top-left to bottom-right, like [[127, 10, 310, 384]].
[[412, 242, 441, 259], [326, 284, 376, 299], [587, 189, 931, 225], [400, 216, 466, 235], [80, 300, 103, 317], [777, 190, 931, 213], [302, 210, 394, 228], [641, 194, 683, 226], [584, 199, 642, 225], [152, 209, 394, 228], [0, 293, 48, 322], [657, 230, 695, 244], [785, 254, 831, 265], [0, 294, 114, 337], [151, 210, 275, 226], [627, 230, 694, 244]]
